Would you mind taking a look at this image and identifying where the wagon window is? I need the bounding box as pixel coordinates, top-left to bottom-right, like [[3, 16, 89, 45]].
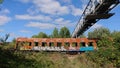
[[49, 42, 54, 47], [72, 42, 77, 47], [64, 42, 70, 47], [29, 42, 32, 46], [80, 42, 85, 47], [57, 42, 62, 47], [88, 42, 93, 46], [34, 42, 38, 46], [42, 42, 47, 47]]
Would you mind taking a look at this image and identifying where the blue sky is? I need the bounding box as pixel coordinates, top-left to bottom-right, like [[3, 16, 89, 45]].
[[0, 0, 120, 41]]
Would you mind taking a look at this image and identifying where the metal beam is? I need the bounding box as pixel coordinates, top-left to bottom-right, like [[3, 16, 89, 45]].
[[72, 0, 119, 38]]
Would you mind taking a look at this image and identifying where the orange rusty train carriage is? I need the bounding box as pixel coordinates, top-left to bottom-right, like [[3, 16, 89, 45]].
[[15, 37, 97, 52]]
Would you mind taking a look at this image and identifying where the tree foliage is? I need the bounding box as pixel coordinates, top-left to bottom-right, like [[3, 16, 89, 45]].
[[32, 27, 71, 38], [87, 28, 120, 67], [59, 27, 70, 38], [51, 28, 59, 38], [0, 0, 3, 4], [88, 27, 110, 38], [32, 32, 48, 38]]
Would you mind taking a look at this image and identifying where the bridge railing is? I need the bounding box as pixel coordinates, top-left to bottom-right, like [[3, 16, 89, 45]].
[[72, 0, 93, 37]]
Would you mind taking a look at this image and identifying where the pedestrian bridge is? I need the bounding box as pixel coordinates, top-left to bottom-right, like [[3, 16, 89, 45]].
[[72, 0, 119, 38]]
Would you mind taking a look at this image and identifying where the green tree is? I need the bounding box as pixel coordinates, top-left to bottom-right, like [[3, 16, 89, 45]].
[[59, 27, 71, 38], [51, 28, 59, 38], [87, 29, 120, 67], [32, 32, 48, 38], [32, 35, 38, 38], [88, 27, 110, 38], [0, 34, 10, 45], [111, 31, 120, 67], [10, 38, 16, 47]]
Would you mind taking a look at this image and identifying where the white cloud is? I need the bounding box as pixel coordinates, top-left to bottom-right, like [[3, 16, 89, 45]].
[[18, 0, 84, 16], [0, 15, 11, 26], [20, 30, 31, 33], [55, 18, 70, 25], [15, 14, 52, 21], [54, 18, 75, 28], [0, 9, 11, 26], [32, 0, 69, 15], [16, 0, 84, 30], [26, 22, 56, 29], [81, 0, 88, 9], [32, 0, 83, 16], [0, 9, 10, 15], [70, 5, 83, 16], [0, 29, 4, 32], [9, 33, 19, 38], [26, 17, 75, 29], [27, 6, 39, 15], [55, 18, 64, 23]]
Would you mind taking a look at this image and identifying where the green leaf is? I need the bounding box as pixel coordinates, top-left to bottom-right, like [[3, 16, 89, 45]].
[[0, 0, 3, 4]]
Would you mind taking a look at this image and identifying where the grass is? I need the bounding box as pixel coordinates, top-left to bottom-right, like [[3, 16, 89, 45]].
[[0, 45, 115, 68], [0, 46, 99, 68]]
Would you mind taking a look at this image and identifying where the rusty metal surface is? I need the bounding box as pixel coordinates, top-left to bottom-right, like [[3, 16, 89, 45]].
[[15, 37, 97, 51], [16, 38, 90, 43]]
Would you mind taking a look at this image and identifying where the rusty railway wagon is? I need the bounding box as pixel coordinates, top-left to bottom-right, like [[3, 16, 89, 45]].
[[15, 37, 97, 52]]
